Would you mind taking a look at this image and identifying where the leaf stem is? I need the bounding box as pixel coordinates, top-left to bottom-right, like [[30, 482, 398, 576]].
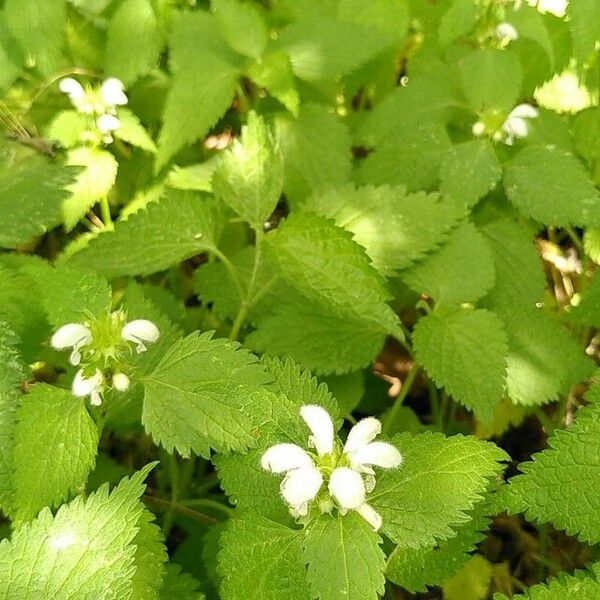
[[383, 363, 420, 434], [143, 495, 219, 526], [99, 196, 113, 229], [179, 497, 235, 517]]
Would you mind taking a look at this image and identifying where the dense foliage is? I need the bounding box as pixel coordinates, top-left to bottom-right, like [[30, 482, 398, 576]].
[[1, 0, 600, 598]]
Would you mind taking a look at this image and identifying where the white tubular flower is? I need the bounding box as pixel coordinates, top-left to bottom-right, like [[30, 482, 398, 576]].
[[281, 466, 324, 516], [300, 404, 334, 456], [51, 323, 93, 366], [59, 78, 85, 103], [100, 78, 128, 107], [328, 467, 365, 511], [121, 319, 160, 353], [356, 503, 383, 531], [112, 372, 130, 392], [96, 113, 121, 133], [496, 22, 518, 43], [502, 103, 539, 145], [72, 369, 104, 406], [261, 443, 314, 473]]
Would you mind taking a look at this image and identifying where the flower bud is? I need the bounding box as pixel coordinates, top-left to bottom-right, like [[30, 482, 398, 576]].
[[112, 372, 130, 392]]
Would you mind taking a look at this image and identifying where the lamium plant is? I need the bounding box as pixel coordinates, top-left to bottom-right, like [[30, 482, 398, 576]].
[[0, 0, 600, 599]]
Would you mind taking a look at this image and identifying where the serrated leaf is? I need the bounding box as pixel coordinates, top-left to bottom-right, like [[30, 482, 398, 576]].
[[478, 218, 545, 310], [459, 49, 522, 112], [438, 0, 477, 46], [12, 384, 98, 522], [4, 0, 65, 76], [46, 111, 87, 149], [248, 51, 299, 114], [160, 564, 204, 600], [219, 513, 310, 600], [213, 0, 267, 60], [336, 0, 409, 45], [444, 554, 492, 600], [212, 112, 283, 227], [115, 108, 157, 153], [568, 0, 600, 63], [63, 147, 118, 231], [504, 145, 600, 227], [302, 184, 464, 275], [156, 12, 240, 170], [357, 122, 451, 192], [275, 104, 352, 204], [440, 140, 501, 207], [105, 0, 163, 85], [303, 512, 385, 600], [500, 404, 600, 544], [142, 331, 271, 457], [0, 144, 76, 248], [573, 108, 600, 163], [413, 308, 507, 422], [369, 432, 507, 548], [0, 464, 155, 599], [66, 191, 223, 278], [401, 222, 495, 305], [387, 500, 491, 593]]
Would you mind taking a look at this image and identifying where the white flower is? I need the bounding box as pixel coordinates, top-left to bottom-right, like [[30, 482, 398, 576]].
[[112, 372, 130, 392], [96, 114, 121, 133], [472, 120, 486, 137], [100, 78, 128, 107], [501, 104, 539, 145], [72, 369, 104, 406], [261, 405, 402, 530], [496, 22, 518, 43], [121, 319, 160, 353], [51, 323, 93, 366]]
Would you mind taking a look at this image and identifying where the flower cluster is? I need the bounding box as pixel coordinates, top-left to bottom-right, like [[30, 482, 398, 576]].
[[472, 103, 539, 146], [59, 77, 128, 143], [262, 405, 402, 531], [51, 313, 159, 406]]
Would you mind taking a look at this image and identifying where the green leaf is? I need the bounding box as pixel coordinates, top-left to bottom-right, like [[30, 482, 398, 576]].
[[500, 404, 600, 544], [413, 308, 507, 422], [459, 49, 522, 112], [357, 122, 451, 192], [12, 384, 98, 523], [219, 513, 310, 600], [336, 0, 409, 45], [440, 140, 501, 207], [212, 112, 283, 227], [401, 222, 495, 305], [115, 108, 157, 153], [573, 107, 600, 162], [568, 0, 600, 63], [302, 185, 464, 275], [0, 464, 155, 599], [156, 12, 240, 170], [303, 512, 385, 600], [369, 432, 507, 547], [160, 564, 204, 600], [571, 271, 600, 326], [478, 219, 545, 311], [504, 145, 600, 227], [105, 0, 163, 85], [63, 147, 118, 231], [0, 145, 76, 248], [66, 191, 223, 278], [46, 111, 87, 149], [142, 331, 271, 457], [4, 0, 66, 76], [213, 0, 267, 60], [438, 0, 477, 46], [387, 501, 491, 593], [275, 104, 352, 204]]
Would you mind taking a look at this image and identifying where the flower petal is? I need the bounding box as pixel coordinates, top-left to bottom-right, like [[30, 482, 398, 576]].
[[300, 405, 334, 456], [261, 443, 313, 473], [59, 78, 85, 100], [122, 319, 160, 352], [504, 116, 529, 140], [351, 441, 402, 471], [97, 114, 121, 133], [280, 466, 323, 508], [112, 373, 130, 392], [496, 22, 518, 42], [343, 417, 381, 454], [328, 467, 365, 510], [355, 503, 383, 531], [72, 369, 103, 398], [51, 323, 92, 350], [100, 78, 128, 106], [509, 103, 539, 120]]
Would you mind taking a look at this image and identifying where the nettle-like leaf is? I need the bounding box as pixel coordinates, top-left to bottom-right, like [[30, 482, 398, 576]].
[[66, 191, 223, 278], [160, 564, 204, 600], [212, 0, 267, 60], [387, 500, 491, 593], [303, 512, 385, 600], [413, 308, 508, 422], [501, 404, 600, 544], [142, 331, 272, 457], [215, 355, 338, 521], [504, 145, 600, 227], [301, 184, 465, 275], [115, 108, 157, 153], [0, 464, 156, 599], [369, 432, 507, 548], [219, 513, 310, 600], [156, 12, 241, 170], [568, 0, 600, 63], [212, 112, 283, 228], [0, 144, 76, 249], [401, 221, 495, 305], [12, 384, 99, 523]]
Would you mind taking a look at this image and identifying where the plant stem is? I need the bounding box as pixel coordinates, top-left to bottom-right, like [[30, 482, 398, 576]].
[[144, 495, 218, 526], [99, 196, 113, 229], [383, 363, 420, 434], [179, 497, 235, 517]]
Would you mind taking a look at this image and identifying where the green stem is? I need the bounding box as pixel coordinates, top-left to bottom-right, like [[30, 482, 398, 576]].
[[144, 495, 218, 526], [212, 248, 244, 298], [383, 363, 420, 434], [179, 497, 235, 517], [99, 196, 113, 229]]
